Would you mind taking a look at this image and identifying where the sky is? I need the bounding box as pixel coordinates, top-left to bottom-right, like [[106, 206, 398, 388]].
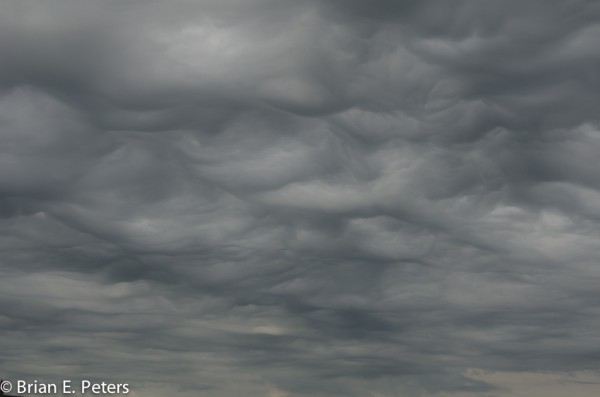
[[1, 1, 600, 396]]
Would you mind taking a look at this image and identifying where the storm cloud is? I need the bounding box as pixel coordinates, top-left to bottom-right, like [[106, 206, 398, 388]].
[[2, 1, 600, 396]]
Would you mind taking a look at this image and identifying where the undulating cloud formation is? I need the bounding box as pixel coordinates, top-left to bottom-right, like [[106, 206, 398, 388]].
[[1, 1, 600, 396]]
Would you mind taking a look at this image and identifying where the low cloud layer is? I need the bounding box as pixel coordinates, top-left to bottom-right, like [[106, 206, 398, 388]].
[[2, 1, 600, 396]]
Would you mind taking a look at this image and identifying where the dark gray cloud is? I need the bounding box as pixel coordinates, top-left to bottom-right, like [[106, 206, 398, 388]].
[[1, 1, 600, 396]]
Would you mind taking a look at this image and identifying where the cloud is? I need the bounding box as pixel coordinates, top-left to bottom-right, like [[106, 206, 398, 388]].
[[1, 1, 600, 396]]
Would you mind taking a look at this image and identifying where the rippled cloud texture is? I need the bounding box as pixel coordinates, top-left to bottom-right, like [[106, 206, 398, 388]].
[[2, 1, 600, 396]]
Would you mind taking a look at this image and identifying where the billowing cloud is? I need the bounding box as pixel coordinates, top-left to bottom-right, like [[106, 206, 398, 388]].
[[1, 1, 600, 396]]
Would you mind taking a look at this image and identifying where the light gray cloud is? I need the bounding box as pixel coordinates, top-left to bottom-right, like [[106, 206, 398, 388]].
[[1, 1, 600, 396]]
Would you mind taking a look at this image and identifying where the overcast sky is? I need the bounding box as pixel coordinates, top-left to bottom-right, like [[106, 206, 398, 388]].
[[1, 1, 600, 396]]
